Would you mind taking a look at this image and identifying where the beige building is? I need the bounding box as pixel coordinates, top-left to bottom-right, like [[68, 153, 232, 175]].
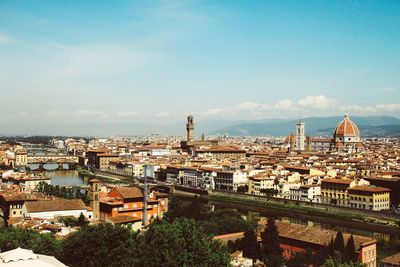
[[248, 174, 276, 195], [321, 178, 356, 206], [15, 150, 28, 167], [97, 154, 119, 171]]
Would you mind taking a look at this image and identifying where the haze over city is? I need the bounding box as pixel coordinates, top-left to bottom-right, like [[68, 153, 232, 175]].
[[0, 0, 399, 134]]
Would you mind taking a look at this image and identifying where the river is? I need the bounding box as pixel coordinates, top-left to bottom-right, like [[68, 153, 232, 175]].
[[31, 168, 88, 186]]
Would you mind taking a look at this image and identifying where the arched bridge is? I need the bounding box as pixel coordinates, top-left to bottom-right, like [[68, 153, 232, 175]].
[[27, 155, 79, 164], [27, 155, 79, 171]]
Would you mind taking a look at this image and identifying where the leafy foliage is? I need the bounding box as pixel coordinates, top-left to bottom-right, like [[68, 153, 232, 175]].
[[322, 251, 366, 267], [36, 181, 89, 204], [165, 196, 253, 235], [60, 223, 140, 267], [137, 218, 231, 267], [0, 219, 231, 267], [0, 228, 61, 257]]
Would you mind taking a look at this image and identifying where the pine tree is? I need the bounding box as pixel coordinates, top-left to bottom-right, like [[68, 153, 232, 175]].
[[240, 229, 260, 261], [261, 218, 283, 267], [333, 231, 345, 255], [345, 234, 357, 262]]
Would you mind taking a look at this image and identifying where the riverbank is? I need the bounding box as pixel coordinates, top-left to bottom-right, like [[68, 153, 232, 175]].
[[174, 190, 400, 234], [76, 167, 125, 184], [207, 192, 400, 233]]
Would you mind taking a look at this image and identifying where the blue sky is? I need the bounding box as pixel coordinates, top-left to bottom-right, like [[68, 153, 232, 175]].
[[0, 0, 399, 126]]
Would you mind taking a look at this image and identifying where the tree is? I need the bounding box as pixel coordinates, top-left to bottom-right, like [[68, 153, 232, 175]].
[[60, 223, 140, 267], [77, 213, 87, 227], [260, 188, 278, 196], [137, 218, 231, 267], [333, 231, 345, 254], [236, 229, 260, 261], [261, 218, 283, 267], [163, 196, 192, 221], [0, 228, 60, 258], [286, 249, 313, 267], [345, 234, 357, 262], [323, 251, 366, 267], [199, 209, 253, 235]]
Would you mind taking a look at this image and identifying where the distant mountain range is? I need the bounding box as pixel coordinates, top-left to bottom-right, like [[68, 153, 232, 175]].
[[209, 116, 400, 137], [1, 116, 399, 137]]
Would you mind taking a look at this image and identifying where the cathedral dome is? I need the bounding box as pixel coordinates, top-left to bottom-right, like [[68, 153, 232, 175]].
[[334, 114, 360, 138]]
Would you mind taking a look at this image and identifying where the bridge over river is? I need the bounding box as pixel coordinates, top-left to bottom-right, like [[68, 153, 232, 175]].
[[27, 154, 79, 171]]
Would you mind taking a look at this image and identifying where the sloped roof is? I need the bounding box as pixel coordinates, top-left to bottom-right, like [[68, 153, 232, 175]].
[[25, 199, 86, 213], [114, 187, 143, 199]]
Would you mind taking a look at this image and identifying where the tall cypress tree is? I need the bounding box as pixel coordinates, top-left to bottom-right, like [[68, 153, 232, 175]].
[[240, 229, 260, 261], [345, 234, 357, 262], [261, 218, 283, 267], [333, 231, 345, 255]]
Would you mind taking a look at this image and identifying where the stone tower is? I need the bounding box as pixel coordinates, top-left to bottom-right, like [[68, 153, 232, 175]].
[[88, 179, 101, 221], [186, 115, 194, 142], [296, 120, 305, 151]]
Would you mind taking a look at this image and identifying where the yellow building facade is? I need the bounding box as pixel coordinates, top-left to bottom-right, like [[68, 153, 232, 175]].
[[348, 186, 390, 211]]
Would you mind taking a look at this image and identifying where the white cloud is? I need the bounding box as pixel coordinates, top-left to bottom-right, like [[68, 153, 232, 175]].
[[297, 95, 336, 109], [376, 104, 400, 111], [276, 99, 295, 109], [340, 105, 377, 115], [200, 108, 228, 117], [236, 102, 271, 112], [155, 111, 171, 118], [199, 96, 400, 119]]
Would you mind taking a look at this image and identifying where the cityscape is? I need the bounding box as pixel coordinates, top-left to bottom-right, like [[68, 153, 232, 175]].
[[0, 1, 400, 267]]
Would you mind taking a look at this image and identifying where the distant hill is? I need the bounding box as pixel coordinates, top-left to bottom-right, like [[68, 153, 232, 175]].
[[210, 116, 400, 137], [1, 116, 399, 137]]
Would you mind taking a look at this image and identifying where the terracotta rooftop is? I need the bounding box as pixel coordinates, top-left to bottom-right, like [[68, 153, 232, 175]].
[[348, 185, 391, 193], [114, 187, 143, 199], [25, 199, 87, 213], [107, 215, 141, 224], [381, 252, 400, 265], [321, 178, 354, 185], [274, 221, 376, 249]]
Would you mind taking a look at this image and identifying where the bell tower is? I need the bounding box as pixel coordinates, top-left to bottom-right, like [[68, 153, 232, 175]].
[[88, 179, 101, 221], [296, 120, 305, 151], [186, 115, 194, 142]]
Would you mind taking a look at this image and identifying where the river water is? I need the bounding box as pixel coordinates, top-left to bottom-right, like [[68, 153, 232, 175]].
[[31, 168, 88, 187]]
